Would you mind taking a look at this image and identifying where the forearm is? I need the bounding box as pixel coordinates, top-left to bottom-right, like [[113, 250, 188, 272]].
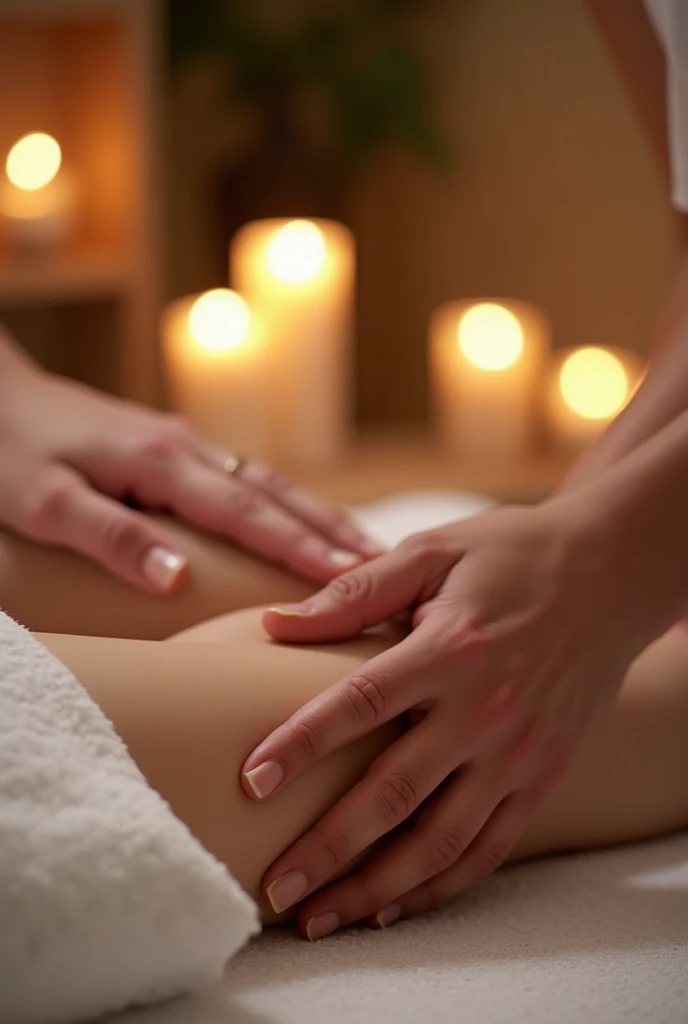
[[559, 406, 688, 637], [560, 248, 688, 493]]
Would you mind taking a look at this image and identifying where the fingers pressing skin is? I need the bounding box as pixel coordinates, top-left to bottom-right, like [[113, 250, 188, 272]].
[[192, 438, 383, 563], [153, 455, 363, 584], [366, 786, 546, 930], [19, 466, 187, 593], [238, 459, 383, 560], [297, 765, 506, 938], [263, 534, 459, 644], [242, 624, 447, 802]]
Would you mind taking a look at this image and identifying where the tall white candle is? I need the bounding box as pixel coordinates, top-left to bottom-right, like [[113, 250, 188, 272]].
[[547, 345, 644, 449], [162, 288, 269, 458], [430, 299, 549, 463], [230, 218, 354, 470], [0, 132, 77, 251]]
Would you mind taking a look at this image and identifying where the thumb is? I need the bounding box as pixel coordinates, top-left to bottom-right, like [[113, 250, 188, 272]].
[[28, 469, 188, 593], [263, 534, 452, 643]]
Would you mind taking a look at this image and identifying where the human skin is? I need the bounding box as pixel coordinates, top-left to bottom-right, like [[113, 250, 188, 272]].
[[0, 514, 681, 935]]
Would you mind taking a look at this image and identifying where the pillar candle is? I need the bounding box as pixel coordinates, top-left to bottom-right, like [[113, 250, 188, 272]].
[[430, 299, 549, 462], [547, 345, 644, 449], [230, 218, 354, 470], [0, 132, 77, 251], [162, 289, 269, 458]]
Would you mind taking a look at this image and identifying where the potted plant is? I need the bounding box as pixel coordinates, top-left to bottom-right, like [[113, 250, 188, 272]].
[[168, 0, 445, 278]]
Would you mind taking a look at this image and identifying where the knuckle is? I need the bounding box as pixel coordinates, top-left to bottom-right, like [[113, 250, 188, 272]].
[[443, 621, 487, 659], [473, 841, 509, 879], [424, 825, 469, 875], [327, 569, 374, 606], [136, 416, 191, 462], [255, 464, 293, 497], [24, 473, 75, 538], [374, 771, 420, 826], [311, 824, 350, 871], [224, 482, 263, 519], [398, 531, 444, 564], [341, 671, 387, 726], [100, 513, 145, 560], [287, 716, 320, 762]]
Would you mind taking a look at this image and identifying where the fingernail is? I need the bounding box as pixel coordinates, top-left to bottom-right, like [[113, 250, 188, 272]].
[[142, 546, 187, 592], [266, 870, 309, 913], [375, 904, 401, 929], [267, 602, 315, 618], [327, 549, 361, 569], [244, 759, 284, 798], [306, 912, 341, 942]]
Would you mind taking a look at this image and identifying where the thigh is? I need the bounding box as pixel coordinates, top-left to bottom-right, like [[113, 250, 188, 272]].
[[0, 516, 312, 639]]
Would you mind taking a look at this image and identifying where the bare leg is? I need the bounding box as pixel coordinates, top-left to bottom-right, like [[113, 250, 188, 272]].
[[0, 517, 312, 638], [39, 613, 688, 924]]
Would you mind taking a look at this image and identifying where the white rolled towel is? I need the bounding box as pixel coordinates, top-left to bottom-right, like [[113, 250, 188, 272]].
[[0, 612, 259, 1024]]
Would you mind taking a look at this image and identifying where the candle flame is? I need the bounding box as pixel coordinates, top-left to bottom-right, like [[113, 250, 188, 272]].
[[457, 303, 524, 371], [188, 289, 251, 352], [267, 220, 326, 283], [6, 132, 62, 191], [559, 346, 629, 420]]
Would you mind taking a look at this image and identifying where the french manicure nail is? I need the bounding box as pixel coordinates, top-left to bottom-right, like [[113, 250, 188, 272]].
[[266, 870, 309, 914], [267, 603, 314, 618], [306, 912, 341, 942], [244, 759, 284, 798], [142, 546, 187, 592], [375, 904, 401, 929], [327, 549, 361, 569]]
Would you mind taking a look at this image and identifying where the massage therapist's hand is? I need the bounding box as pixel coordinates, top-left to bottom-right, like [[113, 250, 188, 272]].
[[0, 356, 376, 592], [242, 497, 671, 938]]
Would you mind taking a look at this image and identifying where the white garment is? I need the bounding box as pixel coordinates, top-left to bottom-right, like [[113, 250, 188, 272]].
[[644, 0, 688, 210]]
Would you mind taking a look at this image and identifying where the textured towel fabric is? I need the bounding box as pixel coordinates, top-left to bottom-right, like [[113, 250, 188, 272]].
[[0, 613, 259, 1024], [109, 835, 688, 1024]]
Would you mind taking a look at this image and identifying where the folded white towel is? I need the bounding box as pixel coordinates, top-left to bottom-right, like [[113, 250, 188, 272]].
[[0, 612, 259, 1024]]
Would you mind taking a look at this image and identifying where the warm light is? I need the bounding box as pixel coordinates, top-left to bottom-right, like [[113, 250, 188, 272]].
[[5, 132, 62, 191], [267, 220, 327, 283], [457, 303, 524, 371], [559, 346, 629, 420], [188, 289, 251, 352]]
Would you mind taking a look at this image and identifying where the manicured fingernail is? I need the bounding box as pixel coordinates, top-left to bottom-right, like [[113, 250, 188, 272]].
[[266, 870, 309, 914], [142, 547, 187, 592], [267, 602, 315, 618], [375, 904, 401, 929], [327, 549, 361, 569], [306, 912, 341, 942], [244, 759, 284, 798]]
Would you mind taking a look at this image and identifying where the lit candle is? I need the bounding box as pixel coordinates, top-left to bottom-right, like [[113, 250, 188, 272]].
[[0, 132, 77, 251], [547, 345, 644, 449], [162, 288, 269, 458], [230, 218, 354, 470], [430, 299, 549, 462]]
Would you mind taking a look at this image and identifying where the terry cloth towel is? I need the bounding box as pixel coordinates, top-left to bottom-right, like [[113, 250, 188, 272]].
[[0, 612, 259, 1024]]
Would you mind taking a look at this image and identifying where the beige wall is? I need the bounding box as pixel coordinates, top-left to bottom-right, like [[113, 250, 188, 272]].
[[168, 0, 677, 426]]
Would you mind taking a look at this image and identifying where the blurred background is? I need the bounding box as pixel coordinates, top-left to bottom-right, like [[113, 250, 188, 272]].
[[0, 0, 676, 504]]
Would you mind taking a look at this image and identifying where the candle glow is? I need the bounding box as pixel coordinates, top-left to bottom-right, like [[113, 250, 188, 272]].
[[559, 346, 629, 420], [188, 289, 251, 353], [457, 302, 524, 371], [6, 132, 62, 191], [267, 220, 327, 284]]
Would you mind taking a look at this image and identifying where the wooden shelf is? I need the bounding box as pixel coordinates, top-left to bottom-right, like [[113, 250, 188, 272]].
[[0, 250, 131, 305], [296, 430, 574, 506]]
